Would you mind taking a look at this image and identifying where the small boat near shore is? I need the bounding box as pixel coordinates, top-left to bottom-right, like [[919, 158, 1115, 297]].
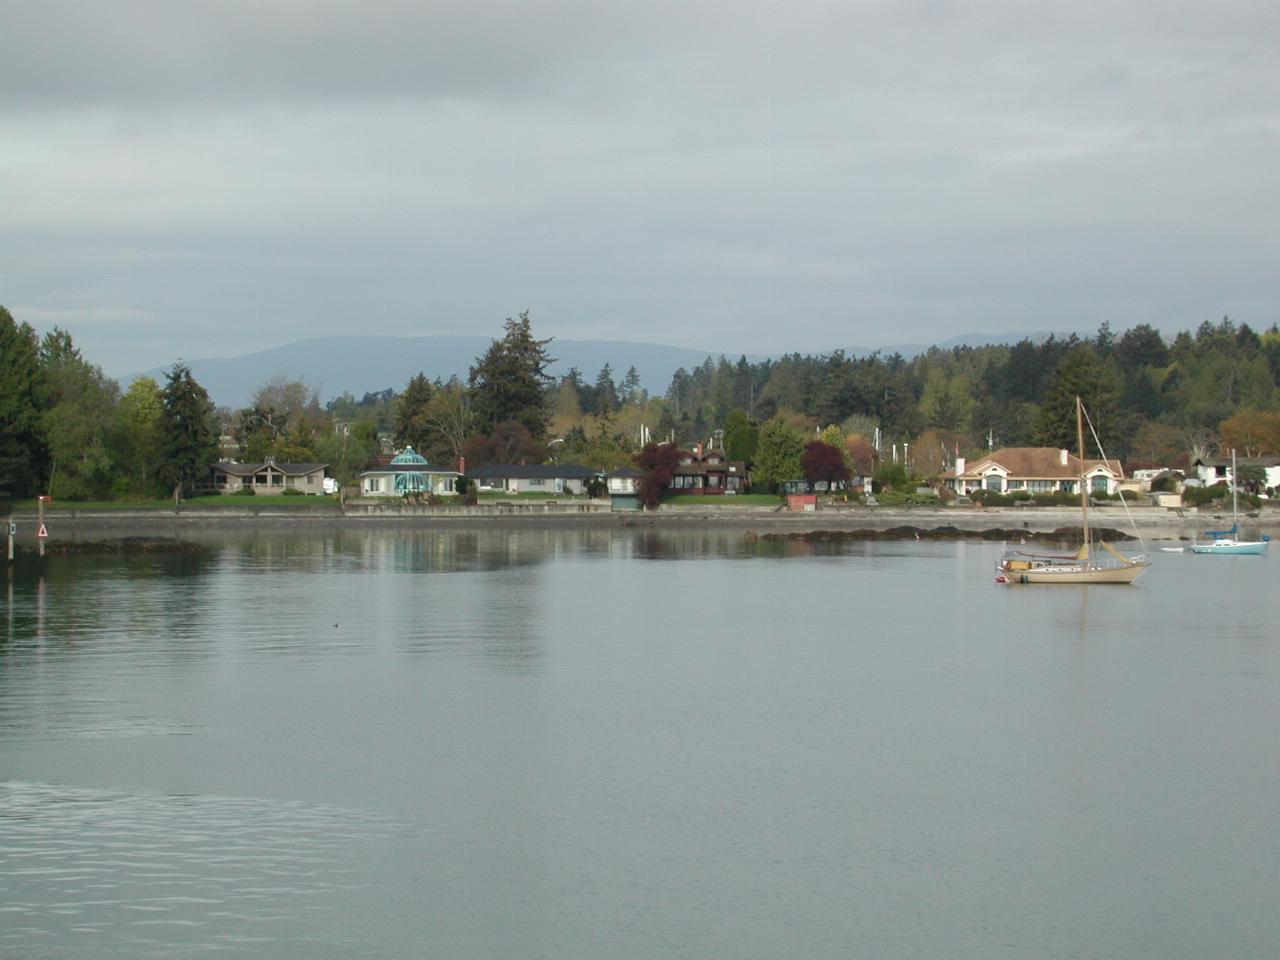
[[1187, 450, 1270, 555]]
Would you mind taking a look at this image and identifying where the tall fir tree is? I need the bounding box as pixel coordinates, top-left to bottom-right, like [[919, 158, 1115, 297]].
[[1030, 345, 1122, 454], [468, 311, 555, 440], [393, 372, 435, 452], [159, 363, 217, 499]]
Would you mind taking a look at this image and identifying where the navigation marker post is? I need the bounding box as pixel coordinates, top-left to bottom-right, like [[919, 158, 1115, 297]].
[[36, 495, 49, 558], [7, 521, 13, 562]]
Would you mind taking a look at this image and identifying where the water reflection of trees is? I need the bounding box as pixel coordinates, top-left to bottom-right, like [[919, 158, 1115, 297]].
[[1, 550, 218, 663]]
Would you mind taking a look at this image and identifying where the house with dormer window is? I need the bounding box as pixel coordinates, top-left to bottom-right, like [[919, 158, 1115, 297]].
[[670, 441, 748, 494]]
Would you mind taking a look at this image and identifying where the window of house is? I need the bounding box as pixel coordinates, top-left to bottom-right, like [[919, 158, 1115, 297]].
[[1091, 475, 1109, 493], [367, 478, 381, 493], [1008, 479, 1025, 490], [529, 478, 544, 486], [1028, 479, 1054, 492], [985, 475, 1003, 492]]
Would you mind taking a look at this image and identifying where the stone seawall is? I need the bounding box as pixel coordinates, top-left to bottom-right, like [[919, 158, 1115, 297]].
[[6, 501, 1276, 542]]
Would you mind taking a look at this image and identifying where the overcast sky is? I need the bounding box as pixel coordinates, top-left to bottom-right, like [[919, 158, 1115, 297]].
[[3, 0, 1278, 377]]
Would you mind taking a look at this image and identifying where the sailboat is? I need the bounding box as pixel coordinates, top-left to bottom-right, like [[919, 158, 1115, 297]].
[[1188, 449, 1271, 555], [996, 397, 1150, 584]]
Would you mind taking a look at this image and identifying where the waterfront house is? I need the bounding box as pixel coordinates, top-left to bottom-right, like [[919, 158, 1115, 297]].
[[206, 458, 329, 495], [943, 447, 1124, 497], [606, 467, 643, 511], [466, 463, 598, 496], [358, 447, 460, 497], [671, 442, 748, 494], [1192, 455, 1280, 494]]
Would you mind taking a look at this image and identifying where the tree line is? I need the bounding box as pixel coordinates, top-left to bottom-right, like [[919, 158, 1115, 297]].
[[3, 303, 1278, 502]]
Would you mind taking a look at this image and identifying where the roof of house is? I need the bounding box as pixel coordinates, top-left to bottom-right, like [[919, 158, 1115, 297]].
[[213, 461, 327, 476], [607, 467, 643, 478], [466, 463, 598, 480], [359, 462, 458, 476], [1193, 455, 1280, 468], [951, 447, 1121, 480]]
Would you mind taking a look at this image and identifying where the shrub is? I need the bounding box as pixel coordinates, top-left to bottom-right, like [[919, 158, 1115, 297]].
[[231, 487, 256, 496], [1183, 483, 1229, 507], [969, 489, 1015, 507], [281, 487, 305, 496], [1010, 489, 1032, 501]]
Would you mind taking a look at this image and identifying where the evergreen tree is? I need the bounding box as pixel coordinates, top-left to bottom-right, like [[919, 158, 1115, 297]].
[[722, 409, 758, 463], [1030, 345, 1122, 453], [0, 306, 47, 497], [751, 417, 805, 492], [159, 363, 217, 499], [393, 373, 435, 450], [619, 365, 644, 405], [469, 311, 555, 440], [593, 363, 619, 415]]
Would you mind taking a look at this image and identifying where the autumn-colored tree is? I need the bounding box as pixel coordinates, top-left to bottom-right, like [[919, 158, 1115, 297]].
[[1219, 408, 1280, 458], [1128, 421, 1187, 469], [844, 434, 877, 475], [462, 420, 546, 468], [635, 441, 681, 508], [801, 440, 850, 487]]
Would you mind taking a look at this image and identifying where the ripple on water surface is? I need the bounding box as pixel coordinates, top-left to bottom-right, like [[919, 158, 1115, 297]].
[[0, 780, 400, 958]]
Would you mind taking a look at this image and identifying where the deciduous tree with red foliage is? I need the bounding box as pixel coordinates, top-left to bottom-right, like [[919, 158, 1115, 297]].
[[635, 441, 681, 508], [802, 440, 851, 487]]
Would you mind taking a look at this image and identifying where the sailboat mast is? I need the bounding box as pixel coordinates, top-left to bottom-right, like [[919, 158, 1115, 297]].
[[1231, 448, 1239, 529], [1077, 396, 1091, 560]]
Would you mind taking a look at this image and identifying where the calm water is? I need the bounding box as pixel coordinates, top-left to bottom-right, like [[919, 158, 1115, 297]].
[[2, 529, 1277, 959]]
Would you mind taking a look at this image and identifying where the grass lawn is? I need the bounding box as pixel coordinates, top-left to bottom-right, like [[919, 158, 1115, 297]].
[[664, 494, 780, 507]]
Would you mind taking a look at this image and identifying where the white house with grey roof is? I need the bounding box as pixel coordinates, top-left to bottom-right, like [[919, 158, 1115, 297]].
[[466, 463, 598, 495]]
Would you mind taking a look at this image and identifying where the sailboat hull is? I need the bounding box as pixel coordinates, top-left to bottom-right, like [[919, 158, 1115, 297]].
[[1188, 540, 1269, 555], [998, 561, 1148, 584]]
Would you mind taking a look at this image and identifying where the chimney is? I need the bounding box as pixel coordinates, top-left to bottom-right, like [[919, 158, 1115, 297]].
[[695, 442, 703, 458], [1060, 449, 1069, 466], [458, 456, 466, 475], [955, 456, 965, 477]]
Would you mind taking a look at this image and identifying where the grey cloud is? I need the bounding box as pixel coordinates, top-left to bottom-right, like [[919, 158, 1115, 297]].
[[3, 1, 1278, 377]]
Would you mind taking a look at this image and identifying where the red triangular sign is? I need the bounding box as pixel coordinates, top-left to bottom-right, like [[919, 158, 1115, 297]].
[[36, 523, 48, 538]]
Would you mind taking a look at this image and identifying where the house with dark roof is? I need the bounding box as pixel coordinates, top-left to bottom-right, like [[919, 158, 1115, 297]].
[[466, 463, 599, 496], [206, 458, 329, 495], [943, 447, 1124, 497], [670, 442, 747, 495]]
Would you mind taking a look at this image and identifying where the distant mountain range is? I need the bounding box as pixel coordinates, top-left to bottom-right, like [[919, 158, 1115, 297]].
[[130, 332, 1059, 409]]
